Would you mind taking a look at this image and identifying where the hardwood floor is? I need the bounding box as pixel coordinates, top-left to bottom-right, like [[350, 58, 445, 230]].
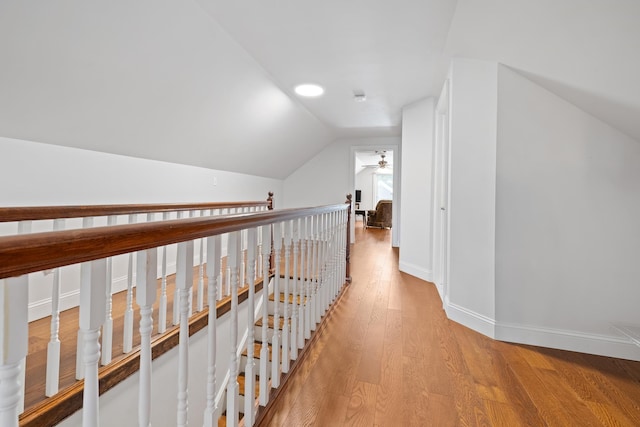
[[259, 220, 640, 426]]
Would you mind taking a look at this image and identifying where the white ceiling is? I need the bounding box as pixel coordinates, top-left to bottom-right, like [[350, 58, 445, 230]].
[[1, 1, 639, 179], [355, 150, 394, 172], [197, 0, 457, 137], [446, 0, 640, 142]]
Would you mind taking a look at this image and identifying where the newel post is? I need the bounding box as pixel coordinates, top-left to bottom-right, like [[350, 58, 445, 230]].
[[345, 194, 352, 284], [267, 191, 274, 211], [267, 191, 275, 274]]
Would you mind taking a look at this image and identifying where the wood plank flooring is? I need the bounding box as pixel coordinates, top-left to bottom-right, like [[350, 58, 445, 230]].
[[259, 221, 640, 426]]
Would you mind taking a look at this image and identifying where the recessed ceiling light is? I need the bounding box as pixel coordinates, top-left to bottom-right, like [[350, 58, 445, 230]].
[[294, 84, 324, 97]]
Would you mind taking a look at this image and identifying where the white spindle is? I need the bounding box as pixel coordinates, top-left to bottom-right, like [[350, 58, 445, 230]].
[[316, 214, 325, 324], [321, 213, 328, 315], [188, 211, 196, 318], [203, 235, 221, 427], [291, 218, 300, 358], [332, 211, 338, 302], [45, 219, 65, 396], [101, 215, 117, 367], [16, 221, 31, 414], [176, 240, 194, 427], [136, 247, 157, 427], [310, 216, 318, 330], [76, 217, 93, 380], [244, 228, 257, 426], [304, 218, 312, 340], [271, 224, 282, 388], [123, 214, 137, 353], [299, 217, 308, 343], [0, 276, 28, 427], [159, 211, 170, 333], [197, 210, 206, 313], [281, 222, 291, 373], [173, 211, 187, 326], [325, 213, 333, 310], [226, 232, 240, 427], [79, 258, 107, 427], [259, 225, 271, 406]]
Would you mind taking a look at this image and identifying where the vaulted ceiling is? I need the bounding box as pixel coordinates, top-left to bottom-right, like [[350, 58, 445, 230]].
[[0, 1, 638, 179]]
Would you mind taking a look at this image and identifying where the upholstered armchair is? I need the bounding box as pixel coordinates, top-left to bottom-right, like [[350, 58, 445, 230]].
[[366, 199, 392, 228]]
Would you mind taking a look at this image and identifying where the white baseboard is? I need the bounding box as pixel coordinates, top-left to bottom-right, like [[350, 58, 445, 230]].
[[398, 261, 433, 282], [28, 261, 178, 322], [441, 299, 640, 362], [444, 301, 496, 338], [495, 322, 640, 362], [28, 289, 81, 322]]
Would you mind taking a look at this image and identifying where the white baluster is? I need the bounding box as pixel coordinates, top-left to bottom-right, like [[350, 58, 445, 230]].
[[333, 211, 341, 300], [174, 211, 187, 326], [197, 210, 206, 313], [326, 213, 334, 310], [16, 221, 31, 414], [137, 247, 157, 427], [281, 222, 291, 373], [76, 217, 93, 380], [331, 212, 339, 302], [188, 211, 196, 318], [310, 216, 318, 330], [259, 225, 271, 407], [176, 240, 193, 427], [203, 235, 221, 427], [291, 219, 300, 358], [79, 258, 107, 427], [124, 214, 137, 353], [323, 213, 330, 313], [316, 214, 325, 324], [46, 218, 65, 396], [271, 224, 282, 388], [101, 215, 117, 367], [244, 228, 257, 426], [299, 217, 308, 344], [226, 232, 240, 427], [159, 211, 170, 334], [304, 218, 312, 339], [240, 228, 246, 294], [0, 276, 28, 427]]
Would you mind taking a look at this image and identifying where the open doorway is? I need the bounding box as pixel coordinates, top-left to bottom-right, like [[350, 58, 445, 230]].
[[350, 146, 400, 246]]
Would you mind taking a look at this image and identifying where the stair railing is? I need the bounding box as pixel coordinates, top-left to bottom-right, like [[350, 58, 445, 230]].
[[0, 198, 350, 427], [0, 196, 272, 417]]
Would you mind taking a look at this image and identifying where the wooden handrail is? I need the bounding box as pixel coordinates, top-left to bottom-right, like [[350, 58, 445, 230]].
[[0, 201, 269, 222], [0, 204, 348, 280]]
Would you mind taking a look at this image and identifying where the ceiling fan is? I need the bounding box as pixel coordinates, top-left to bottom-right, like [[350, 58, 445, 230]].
[[363, 151, 392, 169]]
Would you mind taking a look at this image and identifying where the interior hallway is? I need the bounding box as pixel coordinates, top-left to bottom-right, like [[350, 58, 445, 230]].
[[259, 224, 640, 426]]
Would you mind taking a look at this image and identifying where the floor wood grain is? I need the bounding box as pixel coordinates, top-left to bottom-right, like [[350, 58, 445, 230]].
[[259, 220, 640, 426]]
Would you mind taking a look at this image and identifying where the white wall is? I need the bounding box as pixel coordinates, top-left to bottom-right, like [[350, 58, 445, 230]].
[[281, 136, 398, 208], [445, 59, 498, 336], [281, 136, 401, 245], [1, 136, 282, 320], [399, 98, 435, 282], [355, 168, 375, 211], [495, 66, 640, 360], [0, 137, 282, 206]]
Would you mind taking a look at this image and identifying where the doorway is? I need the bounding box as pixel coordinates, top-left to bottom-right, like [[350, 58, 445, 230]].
[[350, 146, 400, 246]]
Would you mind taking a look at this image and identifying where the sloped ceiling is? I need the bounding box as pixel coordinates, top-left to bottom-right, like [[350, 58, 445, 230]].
[[446, 0, 640, 142], [1, 1, 639, 181], [0, 1, 334, 179], [197, 0, 457, 136]]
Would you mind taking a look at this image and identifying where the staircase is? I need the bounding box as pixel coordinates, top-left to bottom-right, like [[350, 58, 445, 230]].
[[3, 197, 351, 427], [219, 275, 321, 427]]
